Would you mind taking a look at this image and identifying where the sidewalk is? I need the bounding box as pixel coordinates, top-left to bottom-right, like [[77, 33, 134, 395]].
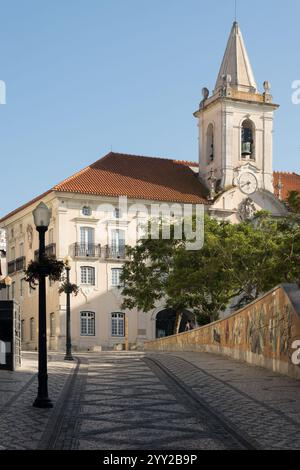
[[0, 352, 75, 450], [1, 351, 299, 450]]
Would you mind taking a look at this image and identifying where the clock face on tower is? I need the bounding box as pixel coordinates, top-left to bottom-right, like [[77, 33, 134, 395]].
[[238, 172, 258, 195]]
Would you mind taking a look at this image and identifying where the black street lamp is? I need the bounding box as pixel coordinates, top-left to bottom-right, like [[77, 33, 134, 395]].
[[32, 202, 53, 409], [64, 255, 74, 361]]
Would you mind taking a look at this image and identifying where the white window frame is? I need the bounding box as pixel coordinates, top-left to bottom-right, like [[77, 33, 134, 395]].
[[111, 268, 123, 288], [80, 311, 95, 336], [111, 313, 125, 337], [80, 266, 96, 285]]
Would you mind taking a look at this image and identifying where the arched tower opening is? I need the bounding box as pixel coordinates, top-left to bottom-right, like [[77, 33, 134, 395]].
[[241, 119, 255, 161]]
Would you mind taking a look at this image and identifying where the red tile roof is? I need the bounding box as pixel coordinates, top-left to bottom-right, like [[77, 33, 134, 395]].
[[273, 172, 300, 201], [0, 153, 208, 223], [1, 152, 300, 224], [53, 152, 208, 204]]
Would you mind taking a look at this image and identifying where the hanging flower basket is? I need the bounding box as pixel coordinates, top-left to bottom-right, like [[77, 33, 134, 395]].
[[24, 255, 65, 290], [59, 281, 79, 297]]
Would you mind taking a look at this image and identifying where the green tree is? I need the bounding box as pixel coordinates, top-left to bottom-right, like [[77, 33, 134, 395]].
[[287, 191, 300, 213], [121, 214, 300, 328]]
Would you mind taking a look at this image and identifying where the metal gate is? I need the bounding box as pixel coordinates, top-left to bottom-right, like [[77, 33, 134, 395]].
[[0, 301, 21, 370]]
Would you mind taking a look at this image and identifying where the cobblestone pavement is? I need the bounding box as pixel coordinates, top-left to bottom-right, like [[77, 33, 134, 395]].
[[147, 352, 300, 450], [49, 352, 300, 451], [0, 351, 300, 450], [0, 352, 75, 450]]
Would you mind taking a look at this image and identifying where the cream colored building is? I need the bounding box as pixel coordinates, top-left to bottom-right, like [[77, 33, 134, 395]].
[[0, 155, 205, 351], [0, 21, 294, 351]]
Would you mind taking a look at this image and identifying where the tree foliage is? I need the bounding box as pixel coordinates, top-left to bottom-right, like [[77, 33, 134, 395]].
[[121, 214, 300, 325], [287, 191, 300, 213]]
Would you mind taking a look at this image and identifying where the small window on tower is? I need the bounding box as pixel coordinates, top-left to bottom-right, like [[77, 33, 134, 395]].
[[206, 124, 214, 163]]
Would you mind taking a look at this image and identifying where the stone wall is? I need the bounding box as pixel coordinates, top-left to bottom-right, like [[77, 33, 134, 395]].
[[145, 284, 300, 380]]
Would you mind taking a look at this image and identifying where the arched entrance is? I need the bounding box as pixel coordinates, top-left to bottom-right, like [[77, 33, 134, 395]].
[[155, 309, 195, 339]]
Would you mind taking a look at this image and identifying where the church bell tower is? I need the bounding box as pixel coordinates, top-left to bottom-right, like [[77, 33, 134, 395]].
[[194, 22, 279, 196]]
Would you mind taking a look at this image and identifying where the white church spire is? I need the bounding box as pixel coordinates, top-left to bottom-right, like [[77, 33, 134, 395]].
[[214, 22, 257, 94]]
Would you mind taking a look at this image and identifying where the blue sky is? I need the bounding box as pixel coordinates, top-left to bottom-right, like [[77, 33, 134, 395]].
[[0, 0, 300, 216]]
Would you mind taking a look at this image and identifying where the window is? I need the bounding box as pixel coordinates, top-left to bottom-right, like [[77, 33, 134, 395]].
[[19, 242, 24, 258], [50, 313, 56, 337], [113, 207, 121, 219], [80, 266, 95, 285], [30, 318, 35, 341], [80, 227, 95, 256], [80, 312, 95, 336], [21, 320, 25, 341], [111, 268, 123, 287], [20, 278, 25, 297], [48, 229, 54, 245], [241, 119, 255, 160], [111, 313, 125, 337], [82, 206, 92, 216], [11, 282, 15, 299], [206, 123, 214, 163], [110, 229, 125, 258], [10, 246, 15, 262]]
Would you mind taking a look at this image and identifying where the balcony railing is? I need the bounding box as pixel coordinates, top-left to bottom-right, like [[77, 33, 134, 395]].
[[104, 245, 127, 260], [15, 256, 26, 272], [7, 256, 26, 275], [73, 243, 101, 258], [34, 243, 56, 260], [8, 261, 16, 275], [70, 243, 129, 260]]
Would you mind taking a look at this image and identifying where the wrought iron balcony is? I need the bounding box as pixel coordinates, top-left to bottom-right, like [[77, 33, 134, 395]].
[[73, 243, 101, 258], [8, 261, 16, 275], [7, 256, 28, 275], [104, 245, 127, 260], [34, 243, 56, 260], [15, 256, 26, 272]]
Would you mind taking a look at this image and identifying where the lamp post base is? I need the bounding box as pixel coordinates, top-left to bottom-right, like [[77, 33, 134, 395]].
[[33, 397, 54, 409], [64, 354, 74, 361]]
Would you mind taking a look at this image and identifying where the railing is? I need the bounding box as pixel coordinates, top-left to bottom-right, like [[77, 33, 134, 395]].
[[34, 243, 56, 260], [7, 257, 26, 275], [8, 261, 16, 275], [15, 256, 26, 272], [73, 243, 101, 258], [104, 245, 127, 260], [70, 243, 129, 260]]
